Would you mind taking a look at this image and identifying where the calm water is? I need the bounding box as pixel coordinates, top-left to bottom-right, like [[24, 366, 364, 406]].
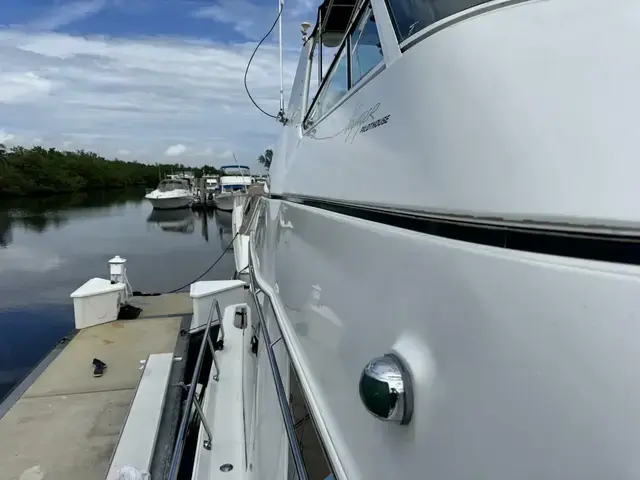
[[0, 189, 236, 401]]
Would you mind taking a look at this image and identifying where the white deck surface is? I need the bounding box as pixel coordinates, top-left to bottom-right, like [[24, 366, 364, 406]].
[[192, 304, 246, 480]]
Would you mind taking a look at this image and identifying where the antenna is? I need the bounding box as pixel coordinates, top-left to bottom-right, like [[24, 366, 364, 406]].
[[277, 0, 285, 124]]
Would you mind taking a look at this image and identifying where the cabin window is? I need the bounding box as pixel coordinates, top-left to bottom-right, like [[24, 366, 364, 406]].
[[350, 5, 383, 87], [304, 0, 387, 128], [306, 46, 348, 126], [386, 0, 493, 42]]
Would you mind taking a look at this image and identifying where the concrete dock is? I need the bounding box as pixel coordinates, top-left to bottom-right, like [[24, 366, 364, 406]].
[[0, 293, 192, 480]]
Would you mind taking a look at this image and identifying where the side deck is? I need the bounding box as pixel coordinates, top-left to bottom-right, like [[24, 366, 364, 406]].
[[0, 293, 192, 480]]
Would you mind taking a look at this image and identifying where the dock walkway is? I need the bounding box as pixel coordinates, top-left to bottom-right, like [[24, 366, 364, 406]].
[[0, 293, 192, 480]]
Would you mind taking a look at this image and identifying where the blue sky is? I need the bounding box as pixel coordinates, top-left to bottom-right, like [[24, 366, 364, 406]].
[[0, 0, 317, 168]]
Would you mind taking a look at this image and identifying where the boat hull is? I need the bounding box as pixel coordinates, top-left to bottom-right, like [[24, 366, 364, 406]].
[[248, 196, 640, 479], [215, 192, 243, 212], [145, 196, 191, 210]]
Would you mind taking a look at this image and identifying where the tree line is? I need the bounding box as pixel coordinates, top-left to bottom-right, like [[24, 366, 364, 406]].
[[0, 144, 220, 198]]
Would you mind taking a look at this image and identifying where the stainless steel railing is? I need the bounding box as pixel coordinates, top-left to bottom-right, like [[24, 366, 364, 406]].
[[247, 253, 310, 480], [167, 299, 224, 480], [165, 254, 309, 480]]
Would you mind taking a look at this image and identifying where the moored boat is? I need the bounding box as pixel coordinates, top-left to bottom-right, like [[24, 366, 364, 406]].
[[144, 178, 192, 210], [214, 165, 252, 212]]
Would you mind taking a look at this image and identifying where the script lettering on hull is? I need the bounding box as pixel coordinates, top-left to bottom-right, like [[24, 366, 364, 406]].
[[307, 102, 391, 143]]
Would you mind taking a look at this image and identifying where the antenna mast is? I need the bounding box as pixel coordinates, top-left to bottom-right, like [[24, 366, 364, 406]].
[[277, 0, 285, 124]]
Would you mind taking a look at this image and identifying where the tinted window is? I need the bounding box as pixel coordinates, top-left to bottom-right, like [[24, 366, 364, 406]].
[[350, 6, 383, 86], [387, 0, 493, 42], [306, 47, 348, 126]]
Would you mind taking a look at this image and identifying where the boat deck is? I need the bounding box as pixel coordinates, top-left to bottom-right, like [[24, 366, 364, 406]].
[[0, 293, 192, 480]]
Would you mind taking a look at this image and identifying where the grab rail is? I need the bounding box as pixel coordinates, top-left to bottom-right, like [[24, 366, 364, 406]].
[[247, 254, 309, 480], [165, 257, 308, 479], [167, 299, 224, 480]]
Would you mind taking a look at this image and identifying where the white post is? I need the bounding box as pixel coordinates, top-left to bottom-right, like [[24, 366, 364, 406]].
[[109, 255, 132, 301]]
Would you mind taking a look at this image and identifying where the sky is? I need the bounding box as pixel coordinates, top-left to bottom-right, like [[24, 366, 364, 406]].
[[0, 0, 318, 169]]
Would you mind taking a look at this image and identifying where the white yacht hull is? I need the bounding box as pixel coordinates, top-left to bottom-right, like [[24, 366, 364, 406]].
[[241, 0, 640, 477], [145, 195, 191, 210], [245, 196, 640, 480], [215, 192, 243, 212]]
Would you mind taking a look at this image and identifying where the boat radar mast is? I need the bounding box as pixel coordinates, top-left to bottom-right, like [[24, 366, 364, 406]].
[[301, 21, 312, 43]]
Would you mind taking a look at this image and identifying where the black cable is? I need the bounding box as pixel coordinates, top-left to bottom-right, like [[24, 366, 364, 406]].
[[166, 230, 241, 294], [244, 7, 283, 119]]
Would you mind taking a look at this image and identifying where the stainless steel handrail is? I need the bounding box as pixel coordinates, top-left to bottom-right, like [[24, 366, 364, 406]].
[[247, 254, 309, 480], [165, 257, 308, 479], [167, 299, 223, 480]]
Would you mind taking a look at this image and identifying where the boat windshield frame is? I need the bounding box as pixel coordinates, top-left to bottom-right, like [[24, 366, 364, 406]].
[[219, 165, 251, 176], [157, 179, 189, 192]]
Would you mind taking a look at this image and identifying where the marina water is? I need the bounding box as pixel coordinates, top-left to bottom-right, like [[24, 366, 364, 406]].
[[0, 189, 235, 401]]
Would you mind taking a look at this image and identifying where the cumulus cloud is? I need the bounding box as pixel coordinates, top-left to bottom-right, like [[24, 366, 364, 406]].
[[0, 129, 15, 144], [0, 0, 317, 168], [165, 144, 187, 157], [0, 71, 54, 103], [0, 31, 296, 167]]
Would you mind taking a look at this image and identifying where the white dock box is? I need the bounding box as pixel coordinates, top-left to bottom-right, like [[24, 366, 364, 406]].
[[190, 280, 246, 330], [70, 277, 125, 330]]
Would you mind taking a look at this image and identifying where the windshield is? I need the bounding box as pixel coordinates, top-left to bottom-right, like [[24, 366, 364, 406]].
[[220, 167, 250, 176], [158, 180, 188, 191]]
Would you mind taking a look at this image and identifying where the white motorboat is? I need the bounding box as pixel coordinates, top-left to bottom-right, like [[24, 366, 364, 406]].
[[214, 165, 252, 212], [203, 175, 218, 194], [144, 178, 192, 210]]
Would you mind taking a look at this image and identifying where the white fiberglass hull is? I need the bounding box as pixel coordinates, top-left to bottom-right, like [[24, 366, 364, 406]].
[[215, 192, 244, 212], [245, 197, 640, 480], [145, 194, 191, 210]]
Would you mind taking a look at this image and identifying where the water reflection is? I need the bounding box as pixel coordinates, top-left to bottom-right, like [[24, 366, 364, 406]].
[[215, 210, 233, 249], [147, 208, 195, 234], [0, 189, 143, 247], [0, 190, 236, 402]]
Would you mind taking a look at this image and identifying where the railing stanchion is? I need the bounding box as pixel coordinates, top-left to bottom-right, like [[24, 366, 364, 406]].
[[192, 396, 213, 450], [167, 297, 221, 479], [248, 259, 309, 480], [215, 300, 225, 344], [207, 332, 220, 382]]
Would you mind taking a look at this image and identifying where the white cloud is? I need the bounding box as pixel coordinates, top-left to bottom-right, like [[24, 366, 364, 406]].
[[27, 0, 107, 31], [0, 0, 317, 168], [0, 129, 15, 144], [193, 0, 315, 44], [165, 144, 187, 157], [0, 72, 54, 103], [117, 148, 131, 156]]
